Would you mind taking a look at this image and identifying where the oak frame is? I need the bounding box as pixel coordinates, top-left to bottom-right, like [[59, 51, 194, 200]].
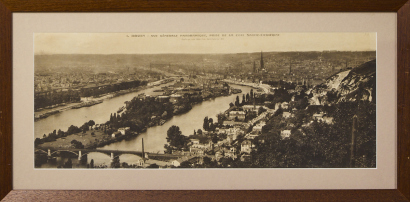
[[1, 0, 409, 201]]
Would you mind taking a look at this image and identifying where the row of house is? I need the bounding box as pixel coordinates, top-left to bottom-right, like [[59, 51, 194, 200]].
[[228, 111, 246, 121]]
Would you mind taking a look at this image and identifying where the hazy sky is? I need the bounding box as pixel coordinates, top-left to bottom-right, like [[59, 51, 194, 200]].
[[34, 33, 376, 55]]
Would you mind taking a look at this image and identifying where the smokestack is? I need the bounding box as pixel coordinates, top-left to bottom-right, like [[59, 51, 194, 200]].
[[350, 115, 358, 167], [142, 138, 145, 161]]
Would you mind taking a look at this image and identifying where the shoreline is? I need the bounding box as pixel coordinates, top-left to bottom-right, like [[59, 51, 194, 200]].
[[35, 82, 239, 152], [95, 86, 243, 150], [223, 79, 273, 94], [34, 79, 174, 122]]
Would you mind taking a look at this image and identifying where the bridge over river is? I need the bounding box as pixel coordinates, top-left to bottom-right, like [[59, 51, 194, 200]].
[[35, 147, 185, 162]]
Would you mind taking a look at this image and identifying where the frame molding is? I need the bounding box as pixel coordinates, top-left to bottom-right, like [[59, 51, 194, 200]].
[[397, 0, 410, 200], [1, 0, 409, 201]]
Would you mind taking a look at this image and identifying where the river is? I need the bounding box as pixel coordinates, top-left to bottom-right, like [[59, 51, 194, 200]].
[[35, 83, 254, 168], [35, 84, 170, 139]]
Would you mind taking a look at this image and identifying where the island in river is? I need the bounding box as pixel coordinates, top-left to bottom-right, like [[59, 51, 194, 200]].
[[35, 77, 244, 167]]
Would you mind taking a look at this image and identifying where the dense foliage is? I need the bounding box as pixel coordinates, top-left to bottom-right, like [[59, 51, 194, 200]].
[[164, 125, 188, 153], [250, 100, 376, 168]]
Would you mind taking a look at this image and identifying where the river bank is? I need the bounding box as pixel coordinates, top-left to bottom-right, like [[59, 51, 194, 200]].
[[35, 82, 240, 150], [99, 84, 254, 153], [36, 128, 139, 150], [34, 79, 174, 122], [223, 79, 273, 94], [36, 84, 254, 168]]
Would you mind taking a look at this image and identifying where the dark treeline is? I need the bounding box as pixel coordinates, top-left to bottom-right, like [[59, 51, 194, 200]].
[[35, 120, 96, 147], [251, 100, 376, 168], [109, 96, 175, 133], [177, 100, 375, 169], [80, 80, 147, 97], [34, 80, 147, 110], [35, 89, 81, 110], [263, 80, 298, 89]]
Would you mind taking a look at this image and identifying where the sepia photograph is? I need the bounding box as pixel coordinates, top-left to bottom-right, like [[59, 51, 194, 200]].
[[34, 32, 376, 169]]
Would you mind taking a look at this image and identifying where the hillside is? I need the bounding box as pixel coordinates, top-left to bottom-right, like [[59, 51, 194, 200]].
[[309, 59, 376, 105]]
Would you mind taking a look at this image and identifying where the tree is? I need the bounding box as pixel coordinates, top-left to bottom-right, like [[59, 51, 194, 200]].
[[121, 162, 130, 168], [203, 157, 211, 164], [110, 156, 120, 168], [197, 129, 203, 135], [272, 88, 292, 104], [217, 113, 226, 125], [47, 132, 57, 142], [327, 89, 339, 103], [296, 97, 309, 110], [90, 159, 94, 168], [57, 129, 64, 137], [165, 125, 187, 152], [208, 118, 214, 131], [34, 138, 43, 146], [235, 96, 240, 107], [147, 163, 160, 168], [229, 102, 234, 108], [242, 94, 246, 104], [203, 116, 209, 131], [180, 161, 192, 168], [71, 139, 84, 149], [250, 89, 254, 100], [246, 93, 250, 102], [67, 125, 81, 135], [88, 120, 95, 127], [211, 134, 218, 144], [220, 157, 234, 168]]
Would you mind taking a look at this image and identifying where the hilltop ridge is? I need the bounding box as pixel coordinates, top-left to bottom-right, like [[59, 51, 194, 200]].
[[309, 59, 376, 105]]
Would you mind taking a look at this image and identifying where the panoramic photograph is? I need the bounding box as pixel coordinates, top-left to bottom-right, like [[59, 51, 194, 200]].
[[34, 33, 376, 169]]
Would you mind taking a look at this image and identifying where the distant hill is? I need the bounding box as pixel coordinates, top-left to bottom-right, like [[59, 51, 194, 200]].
[[34, 51, 376, 73], [34, 53, 265, 73]]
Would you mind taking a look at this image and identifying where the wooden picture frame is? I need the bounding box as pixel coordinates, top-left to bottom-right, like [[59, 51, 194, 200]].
[[1, 0, 409, 201]]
